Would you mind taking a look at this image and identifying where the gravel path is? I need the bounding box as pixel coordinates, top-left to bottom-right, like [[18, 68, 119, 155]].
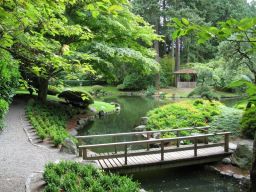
[[0, 99, 76, 192]]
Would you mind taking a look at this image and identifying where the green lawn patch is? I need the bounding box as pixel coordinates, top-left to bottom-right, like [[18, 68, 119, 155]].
[[43, 161, 140, 192], [26, 100, 78, 146]]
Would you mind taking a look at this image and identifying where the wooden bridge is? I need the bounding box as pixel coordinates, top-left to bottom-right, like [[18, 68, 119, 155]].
[[77, 126, 232, 172]]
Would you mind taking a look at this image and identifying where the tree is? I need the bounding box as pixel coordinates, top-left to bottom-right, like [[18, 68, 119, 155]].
[[172, 16, 256, 192], [0, 0, 160, 102]]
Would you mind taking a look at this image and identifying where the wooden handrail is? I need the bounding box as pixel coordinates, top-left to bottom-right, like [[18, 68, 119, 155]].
[[79, 132, 230, 149], [76, 126, 210, 139]]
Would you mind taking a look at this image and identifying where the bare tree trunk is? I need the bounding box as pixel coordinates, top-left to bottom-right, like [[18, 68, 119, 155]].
[[38, 77, 49, 103], [251, 132, 256, 192], [175, 38, 180, 86]]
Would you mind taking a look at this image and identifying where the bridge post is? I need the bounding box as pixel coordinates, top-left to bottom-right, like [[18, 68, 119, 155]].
[[124, 144, 128, 165], [204, 128, 209, 144], [114, 136, 117, 154], [79, 147, 82, 157], [194, 138, 197, 156], [224, 133, 229, 152], [147, 133, 150, 151], [176, 131, 180, 147], [161, 141, 164, 161], [82, 148, 87, 159]]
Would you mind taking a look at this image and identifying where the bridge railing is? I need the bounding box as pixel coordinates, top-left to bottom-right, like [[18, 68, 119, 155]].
[[77, 126, 210, 152], [78, 131, 231, 165]]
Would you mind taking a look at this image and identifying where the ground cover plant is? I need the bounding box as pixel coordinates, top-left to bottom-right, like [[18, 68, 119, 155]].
[[146, 99, 242, 138], [26, 100, 79, 146], [43, 161, 140, 192], [90, 101, 116, 113]]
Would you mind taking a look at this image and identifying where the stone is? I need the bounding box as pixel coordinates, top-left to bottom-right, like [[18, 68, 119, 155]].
[[60, 138, 78, 155], [140, 117, 149, 125], [149, 138, 160, 148], [139, 189, 147, 192], [69, 129, 78, 136], [134, 125, 146, 131], [233, 174, 244, 180], [152, 132, 160, 139], [222, 157, 232, 164], [231, 143, 253, 169]]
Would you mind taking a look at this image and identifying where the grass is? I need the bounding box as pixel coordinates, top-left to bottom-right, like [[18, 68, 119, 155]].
[[43, 161, 140, 192], [159, 87, 240, 98], [90, 101, 116, 113]]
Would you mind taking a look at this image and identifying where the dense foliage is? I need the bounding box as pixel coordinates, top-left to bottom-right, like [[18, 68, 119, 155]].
[[210, 106, 243, 140], [26, 100, 78, 146], [58, 90, 94, 107], [0, 0, 159, 102], [0, 99, 9, 130], [147, 99, 221, 133], [0, 50, 20, 129], [43, 161, 140, 192], [241, 107, 256, 139]]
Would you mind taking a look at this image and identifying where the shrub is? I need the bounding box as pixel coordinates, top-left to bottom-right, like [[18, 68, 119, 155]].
[[26, 100, 78, 145], [147, 99, 222, 133], [90, 85, 106, 96], [188, 85, 219, 101], [0, 99, 9, 130], [58, 90, 94, 107], [241, 107, 256, 139], [43, 161, 140, 192], [210, 106, 243, 141], [145, 85, 156, 96], [117, 73, 153, 91]]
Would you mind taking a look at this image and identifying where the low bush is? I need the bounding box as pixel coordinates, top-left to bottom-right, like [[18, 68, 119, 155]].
[[26, 100, 78, 146], [90, 85, 107, 97], [0, 99, 9, 130], [210, 106, 243, 141], [145, 85, 156, 96], [188, 85, 219, 101], [241, 107, 256, 139], [58, 90, 94, 107], [147, 99, 222, 136], [117, 73, 153, 91], [43, 161, 140, 192]]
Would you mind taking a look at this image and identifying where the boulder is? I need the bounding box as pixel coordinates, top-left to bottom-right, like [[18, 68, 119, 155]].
[[222, 157, 232, 164], [231, 143, 253, 169], [69, 129, 78, 136], [140, 117, 149, 125], [149, 138, 160, 148], [60, 138, 78, 155], [134, 125, 146, 131]]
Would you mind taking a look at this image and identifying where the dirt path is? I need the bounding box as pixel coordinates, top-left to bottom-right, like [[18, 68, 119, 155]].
[[0, 99, 76, 192]]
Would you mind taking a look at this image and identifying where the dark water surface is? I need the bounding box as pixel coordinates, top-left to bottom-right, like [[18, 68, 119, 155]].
[[78, 96, 241, 192]]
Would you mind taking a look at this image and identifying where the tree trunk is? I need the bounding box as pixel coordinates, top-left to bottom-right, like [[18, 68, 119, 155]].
[[38, 77, 49, 103], [175, 38, 180, 86], [251, 132, 256, 192]]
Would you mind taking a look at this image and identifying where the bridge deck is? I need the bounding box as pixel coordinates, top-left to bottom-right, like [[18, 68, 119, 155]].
[[96, 146, 231, 171]]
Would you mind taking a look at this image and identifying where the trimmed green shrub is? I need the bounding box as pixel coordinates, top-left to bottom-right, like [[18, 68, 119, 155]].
[[26, 100, 78, 146], [43, 161, 140, 192], [241, 107, 256, 139], [188, 85, 219, 101], [147, 99, 221, 134], [90, 85, 107, 97], [58, 90, 94, 107]]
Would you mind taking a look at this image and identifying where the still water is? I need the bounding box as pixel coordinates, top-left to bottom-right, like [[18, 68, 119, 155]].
[[78, 96, 242, 192]]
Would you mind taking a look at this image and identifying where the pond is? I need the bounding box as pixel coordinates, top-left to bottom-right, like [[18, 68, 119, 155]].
[[78, 96, 242, 192], [131, 166, 243, 192]]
